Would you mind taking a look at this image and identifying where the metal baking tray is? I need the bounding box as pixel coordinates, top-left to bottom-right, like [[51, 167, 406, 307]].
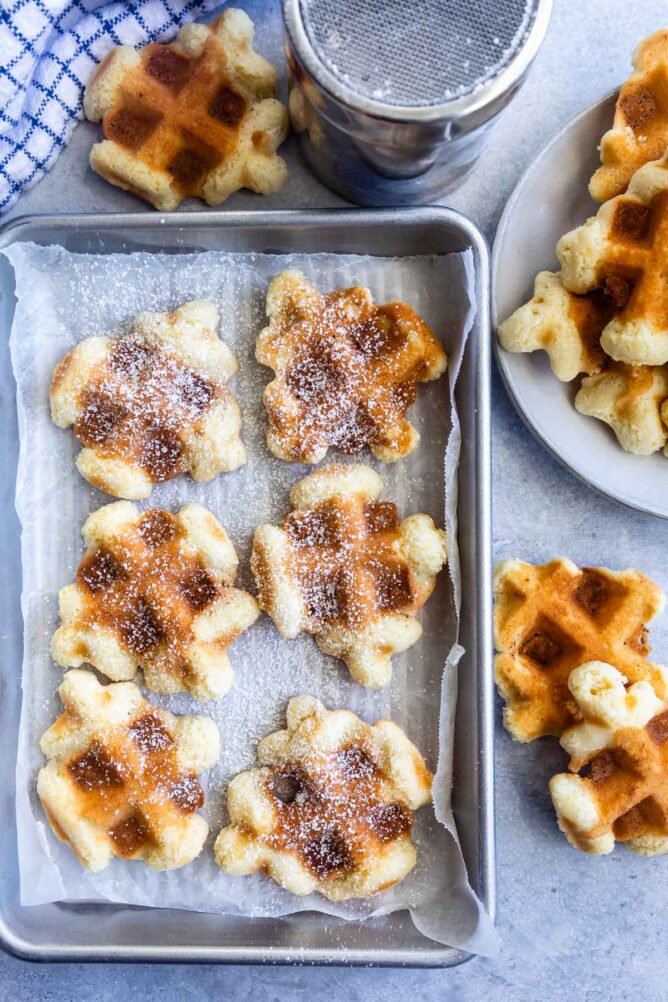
[[0, 207, 494, 967]]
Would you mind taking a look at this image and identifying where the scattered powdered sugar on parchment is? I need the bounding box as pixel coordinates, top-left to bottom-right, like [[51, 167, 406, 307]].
[[4, 242, 497, 956]]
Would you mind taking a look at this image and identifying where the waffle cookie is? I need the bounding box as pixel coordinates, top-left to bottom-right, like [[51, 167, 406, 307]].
[[575, 361, 668, 455], [590, 30, 668, 202], [494, 558, 667, 741], [38, 669, 220, 871], [51, 501, 259, 701], [497, 271, 613, 381], [256, 270, 447, 464], [50, 300, 245, 499], [557, 156, 668, 366], [550, 661, 668, 855], [83, 10, 289, 211], [252, 464, 447, 688], [214, 695, 432, 900]]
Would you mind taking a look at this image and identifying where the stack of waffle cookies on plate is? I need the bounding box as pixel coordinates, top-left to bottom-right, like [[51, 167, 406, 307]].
[[498, 30, 668, 458], [494, 555, 668, 856]]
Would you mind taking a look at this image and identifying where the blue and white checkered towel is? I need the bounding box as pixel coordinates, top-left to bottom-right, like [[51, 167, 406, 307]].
[[0, 0, 218, 213]]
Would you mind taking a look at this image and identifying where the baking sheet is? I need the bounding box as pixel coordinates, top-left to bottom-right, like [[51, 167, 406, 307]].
[[5, 241, 497, 956]]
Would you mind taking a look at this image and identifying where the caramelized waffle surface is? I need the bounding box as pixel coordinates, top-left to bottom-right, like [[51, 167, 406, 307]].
[[38, 669, 220, 871], [590, 30, 668, 202], [251, 464, 447, 688], [558, 156, 668, 366], [497, 270, 614, 381], [550, 661, 668, 855], [83, 9, 289, 211], [50, 299, 245, 499], [214, 695, 432, 900], [494, 557, 667, 741], [51, 501, 259, 701], [576, 359, 668, 455], [256, 270, 447, 464]]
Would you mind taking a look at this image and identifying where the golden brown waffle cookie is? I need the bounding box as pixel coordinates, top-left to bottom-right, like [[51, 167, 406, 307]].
[[256, 270, 447, 464], [251, 464, 447, 688], [494, 558, 667, 741], [214, 695, 432, 900], [576, 360, 668, 454], [51, 501, 259, 701], [497, 271, 614, 381], [558, 156, 668, 366], [83, 9, 289, 210], [591, 30, 668, 202], [38, 669, 220, 871], [50, 299, 245, 499], [550, 662, 668, 855]]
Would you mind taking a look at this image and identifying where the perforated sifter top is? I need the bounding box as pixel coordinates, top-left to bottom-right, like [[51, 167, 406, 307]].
[[295, 0, 543, 109]]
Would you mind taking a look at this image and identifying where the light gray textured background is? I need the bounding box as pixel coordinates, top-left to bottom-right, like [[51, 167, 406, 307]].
[[3, 0, 668, 998]]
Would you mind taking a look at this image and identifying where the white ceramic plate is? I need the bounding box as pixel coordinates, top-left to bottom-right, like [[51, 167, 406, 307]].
[[493, 91, 668, 519]]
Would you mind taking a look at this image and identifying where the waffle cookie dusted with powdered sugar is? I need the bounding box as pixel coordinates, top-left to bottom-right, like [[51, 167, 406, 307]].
[[590, 30, 668, 202], [51, 502, 259, 702], [38, 669, 220, 871], [251, 464, 447, 688], [256, 270, 447, 464], [550, 662, 668, 855], [215, 695, 432, 900], [50, 299, 245, 499], [494, 558, 667, 741], [83, 9, 289, 211]]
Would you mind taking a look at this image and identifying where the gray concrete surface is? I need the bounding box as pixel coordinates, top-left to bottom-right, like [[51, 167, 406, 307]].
[[3, 0, 668, 998]]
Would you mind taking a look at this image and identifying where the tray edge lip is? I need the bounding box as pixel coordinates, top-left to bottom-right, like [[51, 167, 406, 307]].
[[0, 204, 494, 967]]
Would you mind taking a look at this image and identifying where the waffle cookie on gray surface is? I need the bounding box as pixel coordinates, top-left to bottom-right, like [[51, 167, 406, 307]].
[[50, 299, 245, 499], [51, 501, 259, 701], [251, 463, 447, 688], [215, 695, 432, 900], [38, 669, 220, 871], [494, 557, 667, 741], [84, 9, 288, 211], [550, 661, 668, 855]]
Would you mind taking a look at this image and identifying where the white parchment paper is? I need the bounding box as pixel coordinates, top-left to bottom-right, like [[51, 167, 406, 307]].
[[5, 241, 497, 957]]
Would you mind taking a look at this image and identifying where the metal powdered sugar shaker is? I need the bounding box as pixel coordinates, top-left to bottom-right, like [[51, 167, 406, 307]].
[[283, 0, 552, 205]]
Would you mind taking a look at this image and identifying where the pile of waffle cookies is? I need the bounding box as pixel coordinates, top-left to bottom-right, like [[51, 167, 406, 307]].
[[498, 30, 668, 458], [494, 556, 668, 855], [35, 171, 451, 900]]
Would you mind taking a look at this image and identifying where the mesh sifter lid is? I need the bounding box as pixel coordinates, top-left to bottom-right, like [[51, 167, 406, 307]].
[[293, 0, 547, 109]]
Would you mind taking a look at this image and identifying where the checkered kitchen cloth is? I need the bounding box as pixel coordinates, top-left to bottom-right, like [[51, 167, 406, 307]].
[[0, 0, 219, 213]]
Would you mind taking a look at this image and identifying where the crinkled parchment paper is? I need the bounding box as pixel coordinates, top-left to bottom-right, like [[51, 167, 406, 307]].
[[4, 242, 497, 957]]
